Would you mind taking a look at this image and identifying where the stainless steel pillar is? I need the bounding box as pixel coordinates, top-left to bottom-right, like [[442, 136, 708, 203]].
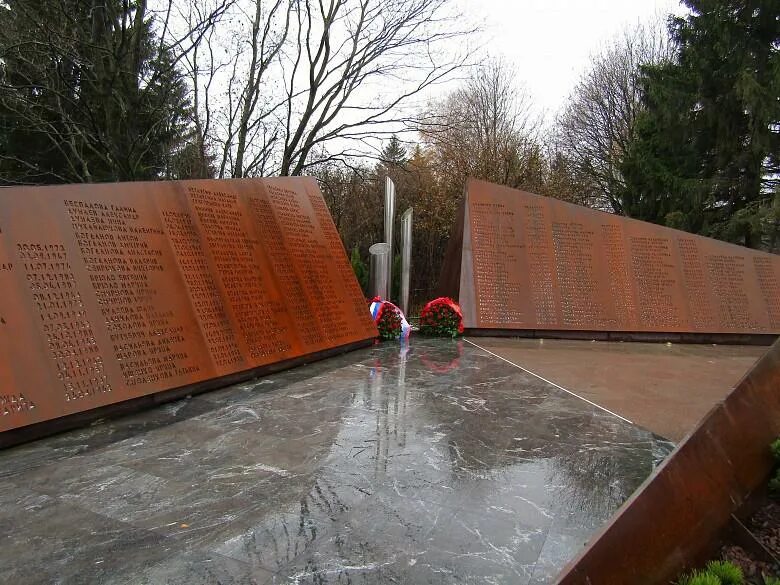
[[384, 177, 396, 300], [368, 242, 391, 300], [399, 208, 413, 316]]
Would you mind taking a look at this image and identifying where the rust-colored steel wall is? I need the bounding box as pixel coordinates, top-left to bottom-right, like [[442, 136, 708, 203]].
[[555, 338, 780, 584], [0, 178, 377, 433], [452, 179, 780, 335]]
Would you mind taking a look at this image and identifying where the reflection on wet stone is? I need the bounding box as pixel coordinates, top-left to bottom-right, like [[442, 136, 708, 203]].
[[0, 339, 672, 584]]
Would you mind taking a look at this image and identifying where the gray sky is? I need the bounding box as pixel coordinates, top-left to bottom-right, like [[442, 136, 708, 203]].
[[457, 0, 688, 122]]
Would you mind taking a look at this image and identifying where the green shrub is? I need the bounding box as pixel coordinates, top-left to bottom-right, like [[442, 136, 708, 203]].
[[770, 474, 780, 497], [763, 576, 780, 585], [769, 437, 780, 498], [771, 437, 780, 462], [705, 560, 744, 585], [677, 571, 722, 585], [350, 246, 368, 294]]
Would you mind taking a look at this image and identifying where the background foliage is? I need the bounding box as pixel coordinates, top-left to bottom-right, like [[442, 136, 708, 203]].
[[0, 0, 777, 314]]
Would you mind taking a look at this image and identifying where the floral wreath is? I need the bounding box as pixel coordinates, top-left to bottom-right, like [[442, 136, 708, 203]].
[[419, 297, 464, 337], [369, 297, 411, 341]]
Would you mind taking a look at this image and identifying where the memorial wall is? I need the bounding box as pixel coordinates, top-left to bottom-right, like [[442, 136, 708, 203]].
[[0, 178, 377, 434], [441, 179, 780, 336]]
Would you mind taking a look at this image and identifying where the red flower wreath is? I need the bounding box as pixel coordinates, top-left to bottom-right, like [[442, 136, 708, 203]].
[[419, 297, 464, 337], [370, 297, 404, 340]]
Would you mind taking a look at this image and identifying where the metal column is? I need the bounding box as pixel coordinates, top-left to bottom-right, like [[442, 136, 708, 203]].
[[368, 242, 391, 300], [399, 208, 413, 316], [384, 177, 396, 300]]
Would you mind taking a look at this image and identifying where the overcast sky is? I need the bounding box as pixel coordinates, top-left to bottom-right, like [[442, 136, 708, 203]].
[[457, 0, 689, 123]]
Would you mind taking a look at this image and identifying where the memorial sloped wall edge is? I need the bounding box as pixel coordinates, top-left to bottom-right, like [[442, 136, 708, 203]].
[[554, 338, 780, 584]]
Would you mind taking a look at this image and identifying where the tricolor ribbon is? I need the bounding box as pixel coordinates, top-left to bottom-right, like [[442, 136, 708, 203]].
[[368, 297, 411, 340]]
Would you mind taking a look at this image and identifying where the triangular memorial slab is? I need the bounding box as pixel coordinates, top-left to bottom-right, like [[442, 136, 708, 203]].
[[0, 177, 376, 438], [439, 179, 780, 338]]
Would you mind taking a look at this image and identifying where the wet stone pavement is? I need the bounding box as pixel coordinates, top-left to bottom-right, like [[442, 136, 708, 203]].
[[0, 338, 673, 584]]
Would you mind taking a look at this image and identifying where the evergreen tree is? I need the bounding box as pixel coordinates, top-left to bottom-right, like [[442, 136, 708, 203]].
[[350, 246, 369, 294], [380, 135, 408, 167], [621, 62, 708, 232], [0, 0, 193, 184], [622, 0, 780, 248]]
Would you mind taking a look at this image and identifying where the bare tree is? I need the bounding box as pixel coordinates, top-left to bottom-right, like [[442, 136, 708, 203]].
[[420, 59, 542, 192], [555, 20, 671, 213], [189, 0, 474, 178], [278, 0, 474, 175], [181, 0, 293, 178]]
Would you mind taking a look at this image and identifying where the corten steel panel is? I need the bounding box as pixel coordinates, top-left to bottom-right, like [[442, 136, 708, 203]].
[[0, 178, 377, 433], [456, 178, 780, 334], [554, 339, 780, 584]]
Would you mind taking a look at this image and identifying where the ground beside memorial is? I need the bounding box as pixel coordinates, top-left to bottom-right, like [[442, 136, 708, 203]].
[[0, 338, 674, 585], [465, 337, 766, 441]]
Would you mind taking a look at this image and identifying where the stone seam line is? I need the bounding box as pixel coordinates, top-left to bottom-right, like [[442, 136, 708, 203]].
[[464, 338, 635, 425]]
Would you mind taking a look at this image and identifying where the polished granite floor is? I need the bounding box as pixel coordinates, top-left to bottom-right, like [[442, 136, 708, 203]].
[[0, 338, 673, 584]]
